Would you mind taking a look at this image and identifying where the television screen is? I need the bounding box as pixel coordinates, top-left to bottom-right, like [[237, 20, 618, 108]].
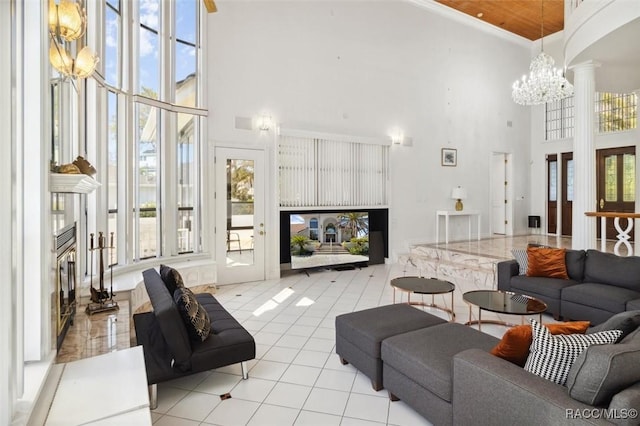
[[289, 212, 369, 270]]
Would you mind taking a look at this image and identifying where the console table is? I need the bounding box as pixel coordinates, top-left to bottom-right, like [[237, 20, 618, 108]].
[[435, 210, 481, 244], [45, 346, 151, 425]]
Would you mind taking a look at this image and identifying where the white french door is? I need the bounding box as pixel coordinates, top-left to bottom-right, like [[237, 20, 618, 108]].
[[215, 147, 266, 284]]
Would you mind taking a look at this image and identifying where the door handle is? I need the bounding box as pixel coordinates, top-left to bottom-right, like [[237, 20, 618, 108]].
[[599, 198, 604, 209], [259, 230, 265, 236]]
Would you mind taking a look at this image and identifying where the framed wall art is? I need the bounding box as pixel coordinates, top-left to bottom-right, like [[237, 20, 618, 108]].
[[441, 148, 457, 167]]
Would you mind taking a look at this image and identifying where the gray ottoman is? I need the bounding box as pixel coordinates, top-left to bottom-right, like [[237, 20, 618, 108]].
[[335, 304, 447, 390]]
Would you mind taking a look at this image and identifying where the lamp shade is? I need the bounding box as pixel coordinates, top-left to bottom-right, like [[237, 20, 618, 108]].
[[49, 0, 85, 42], [74, 46, 99, 78], [451, 186, 467, 200], [49, 41, 73, 75]]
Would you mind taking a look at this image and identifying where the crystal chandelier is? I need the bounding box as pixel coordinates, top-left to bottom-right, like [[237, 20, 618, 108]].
[[511, 1, 573, 105]]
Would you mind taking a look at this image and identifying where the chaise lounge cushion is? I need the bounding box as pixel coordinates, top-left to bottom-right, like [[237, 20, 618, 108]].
[[382, 323, 498, 402]]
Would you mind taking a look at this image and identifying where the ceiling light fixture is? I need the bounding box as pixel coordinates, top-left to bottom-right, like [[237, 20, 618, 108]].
[[48, 0, 99, 79], [511, 1, 573, 105]]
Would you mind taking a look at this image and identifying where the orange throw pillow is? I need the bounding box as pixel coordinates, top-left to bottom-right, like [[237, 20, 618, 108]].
[[490, 321, 591, 367], [526, 246, 569, 279]]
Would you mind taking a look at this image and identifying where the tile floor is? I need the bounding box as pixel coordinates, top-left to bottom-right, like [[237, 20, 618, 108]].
[[58, 236, 566, 425]]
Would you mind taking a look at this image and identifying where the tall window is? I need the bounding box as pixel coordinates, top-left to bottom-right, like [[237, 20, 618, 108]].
[[596, 92, 638, 133], [96, 0, 205, 265], [545, 96, 574, 140]]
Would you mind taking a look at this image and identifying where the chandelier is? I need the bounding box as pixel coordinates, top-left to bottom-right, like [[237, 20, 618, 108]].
[[48, 0, 99, 79], [511, 1, 573, 105]]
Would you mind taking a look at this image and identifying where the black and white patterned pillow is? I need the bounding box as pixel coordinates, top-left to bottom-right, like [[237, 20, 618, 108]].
[[160, 264, 185, 296], [524, 319, 621, 386], [511, 248, 528, 275], [174, 287, 211, 342]]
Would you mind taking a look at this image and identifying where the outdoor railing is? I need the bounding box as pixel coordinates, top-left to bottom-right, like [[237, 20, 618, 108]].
[[585, 212, 640, 256]]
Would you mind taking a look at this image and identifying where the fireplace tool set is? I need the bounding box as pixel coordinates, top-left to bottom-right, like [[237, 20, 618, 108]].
[[86, 231, 119, 314]]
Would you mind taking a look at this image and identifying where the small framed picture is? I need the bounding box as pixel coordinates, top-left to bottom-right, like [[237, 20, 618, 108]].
[[441, 148, 457, 167]]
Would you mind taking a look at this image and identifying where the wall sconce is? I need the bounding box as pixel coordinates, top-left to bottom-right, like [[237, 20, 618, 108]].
[[48, 0, 99, 79], [258, 114, 273, 131], [391, 130, 404, 145], [451, 186, 467, 211]]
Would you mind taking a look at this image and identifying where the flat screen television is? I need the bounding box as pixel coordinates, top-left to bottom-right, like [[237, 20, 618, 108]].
[[288, 211, 370, 270]]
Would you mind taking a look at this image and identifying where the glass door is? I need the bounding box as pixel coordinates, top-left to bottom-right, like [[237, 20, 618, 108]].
[[597, 147, 636, 240], [215, 148, 265, 284]]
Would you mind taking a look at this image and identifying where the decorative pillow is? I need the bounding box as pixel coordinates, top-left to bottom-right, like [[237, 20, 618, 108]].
[[566, 343, 640, 406], [511, 248, 528, 275], [587, 310, 640, 343], [174, 287, 211, 342], [491, 321, 591, 367], [160, 264, 185, 296], [526, 247, 569, 279], [524, 319, 621, 386]]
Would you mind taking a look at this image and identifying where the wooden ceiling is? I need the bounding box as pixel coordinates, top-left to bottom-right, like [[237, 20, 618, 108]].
[[435, 0, 564, 41]]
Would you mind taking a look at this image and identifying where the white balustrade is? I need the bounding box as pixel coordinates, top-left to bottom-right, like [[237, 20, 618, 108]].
[[585, 212, 640, 257]]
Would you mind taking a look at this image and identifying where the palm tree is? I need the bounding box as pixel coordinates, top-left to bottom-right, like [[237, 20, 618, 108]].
[[337, 212, 368, 239]]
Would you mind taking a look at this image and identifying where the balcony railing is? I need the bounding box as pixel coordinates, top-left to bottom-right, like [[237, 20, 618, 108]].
[[585, 211, 640, 256]]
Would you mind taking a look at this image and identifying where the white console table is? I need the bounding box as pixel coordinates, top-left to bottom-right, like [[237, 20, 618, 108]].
[[46, 346, 151, 426], [435, 210, 481, 244]]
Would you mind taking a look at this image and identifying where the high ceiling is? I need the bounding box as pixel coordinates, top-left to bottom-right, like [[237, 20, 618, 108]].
[[435, 0, 564, 41]]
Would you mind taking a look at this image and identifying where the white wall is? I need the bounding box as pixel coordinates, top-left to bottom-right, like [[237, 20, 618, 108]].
[[206, 1, 533, 259]]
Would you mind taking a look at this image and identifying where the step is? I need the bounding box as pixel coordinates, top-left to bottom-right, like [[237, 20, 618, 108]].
[[398, 243, 506, 289]]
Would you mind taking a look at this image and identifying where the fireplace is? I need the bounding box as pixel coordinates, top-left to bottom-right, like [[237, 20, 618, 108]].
[[55, 223, 77, 349]]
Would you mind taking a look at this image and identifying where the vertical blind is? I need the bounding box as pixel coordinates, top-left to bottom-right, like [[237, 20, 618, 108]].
[[279, 135, 389, 207]]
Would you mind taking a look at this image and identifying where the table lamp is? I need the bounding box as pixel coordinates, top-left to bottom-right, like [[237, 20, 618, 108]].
[[451, 186, 467, 211]]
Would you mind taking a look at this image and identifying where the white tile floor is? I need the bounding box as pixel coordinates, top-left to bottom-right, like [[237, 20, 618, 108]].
[[151, 258, 555, 426]]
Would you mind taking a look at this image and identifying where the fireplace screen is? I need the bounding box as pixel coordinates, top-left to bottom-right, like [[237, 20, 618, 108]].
[[55, 223, 76, 348]]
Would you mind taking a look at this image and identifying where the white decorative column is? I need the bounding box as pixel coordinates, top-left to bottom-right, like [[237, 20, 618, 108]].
[[571, 61, 598, 250]]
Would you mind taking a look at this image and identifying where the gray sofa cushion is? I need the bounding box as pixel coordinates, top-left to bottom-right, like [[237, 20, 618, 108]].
[[565, 249, 587, 282], [381, 323, 498, 402], [562, 283, 640, 314], [510, 275, 578, 299], [588, 310, 640, 342], [566, 342, 640, 406], [628, 299, 640, 311], [584, 249, 640, 291]]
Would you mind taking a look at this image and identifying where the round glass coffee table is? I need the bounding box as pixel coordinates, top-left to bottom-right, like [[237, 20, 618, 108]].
[[463, 290, 547, 331], [390, 276, 455, 321]]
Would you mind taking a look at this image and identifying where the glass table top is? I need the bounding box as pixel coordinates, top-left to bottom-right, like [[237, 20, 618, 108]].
[[463, 290, 547, 315], [390, 276, 455, 295]]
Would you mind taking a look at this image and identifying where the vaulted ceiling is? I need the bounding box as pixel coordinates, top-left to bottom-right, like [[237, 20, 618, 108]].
[[435, 0, 564, 41]]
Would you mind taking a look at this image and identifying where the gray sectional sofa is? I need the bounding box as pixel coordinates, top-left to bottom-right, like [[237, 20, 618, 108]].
[[498, 249, 640, 325], [336, 305, 640, 426]]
